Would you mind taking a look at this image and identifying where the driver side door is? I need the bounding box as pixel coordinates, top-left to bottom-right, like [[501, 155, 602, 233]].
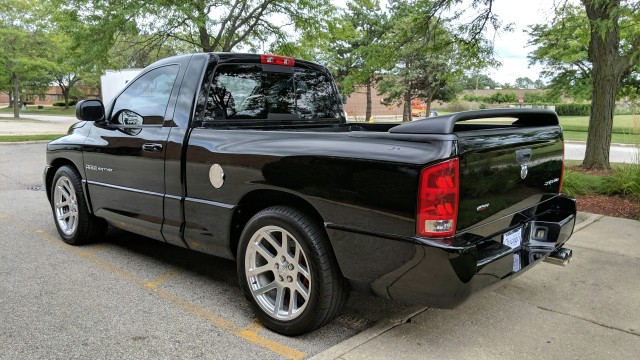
[[83, 64, 181, 241]]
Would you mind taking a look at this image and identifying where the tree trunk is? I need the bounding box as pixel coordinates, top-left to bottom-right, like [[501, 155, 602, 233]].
[[365, 79, 372, 122], [583, 60, 619, 169], [12, 75, 20, 119], [199, 26, 213, 52], [403, 91, 411, 122], [62, 87, 70, 109], [581, 0, 623, 170]]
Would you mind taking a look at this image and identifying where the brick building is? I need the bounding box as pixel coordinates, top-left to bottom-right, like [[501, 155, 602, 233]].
[[0, 85, 99, 106], [343, 87, 404, 121]]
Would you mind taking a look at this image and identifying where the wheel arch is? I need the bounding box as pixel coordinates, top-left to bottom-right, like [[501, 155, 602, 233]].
[[46, 158, 81, 201], [230, 189, 330, 261]]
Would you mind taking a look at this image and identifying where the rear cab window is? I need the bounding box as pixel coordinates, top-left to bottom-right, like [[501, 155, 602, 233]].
[[194, 58, 343, 128]]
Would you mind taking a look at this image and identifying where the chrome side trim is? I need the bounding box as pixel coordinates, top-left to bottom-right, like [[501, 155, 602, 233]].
[[85, 180, 235, 209], [185, 197, 235, 209], [86, 180, 164, 198]]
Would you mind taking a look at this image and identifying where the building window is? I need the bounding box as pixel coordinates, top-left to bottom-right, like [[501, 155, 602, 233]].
[[39, 95, 46, 101]]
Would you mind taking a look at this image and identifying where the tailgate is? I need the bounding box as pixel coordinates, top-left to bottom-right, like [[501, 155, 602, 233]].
[[456, 124, 563, 230], [389, 108, 565, 233]]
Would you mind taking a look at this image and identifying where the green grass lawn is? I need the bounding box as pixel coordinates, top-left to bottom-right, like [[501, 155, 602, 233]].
[[0, 106, 75, 116], [0, 134, 65, 142], [559, 114, 640, 144], [562, 130, 640, 144]]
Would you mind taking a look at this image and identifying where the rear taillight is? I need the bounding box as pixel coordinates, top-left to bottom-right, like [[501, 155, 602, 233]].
[[559, 142, 565, 193], [261, 54, 295, 67], [417, 158, 459, 238]]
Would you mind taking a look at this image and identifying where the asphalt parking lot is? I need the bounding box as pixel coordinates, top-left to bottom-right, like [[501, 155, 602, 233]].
[[0, 143, 411, 359], [1, 142, 639, 359]]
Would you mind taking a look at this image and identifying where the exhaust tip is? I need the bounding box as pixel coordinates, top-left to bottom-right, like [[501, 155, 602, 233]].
[[544, 247, 572, 266]]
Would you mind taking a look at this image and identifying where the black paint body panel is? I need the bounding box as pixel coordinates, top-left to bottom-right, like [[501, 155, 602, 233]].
[[45, 52, 576, 309]]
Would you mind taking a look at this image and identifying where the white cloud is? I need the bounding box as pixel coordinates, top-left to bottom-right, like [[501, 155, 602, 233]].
[[486, 0, 558, 84]]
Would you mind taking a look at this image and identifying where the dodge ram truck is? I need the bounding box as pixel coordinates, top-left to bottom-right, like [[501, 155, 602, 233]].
[[45, 53, 576, 335]]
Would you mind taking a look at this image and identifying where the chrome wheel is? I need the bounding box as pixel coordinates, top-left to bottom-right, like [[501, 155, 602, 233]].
[[53, 175, 78, 236], [244, 225, 312, 321]]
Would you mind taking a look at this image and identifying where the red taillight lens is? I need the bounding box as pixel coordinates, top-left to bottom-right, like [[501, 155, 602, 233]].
[[417, 158, 459, 238], [261, 54, 295, 67]]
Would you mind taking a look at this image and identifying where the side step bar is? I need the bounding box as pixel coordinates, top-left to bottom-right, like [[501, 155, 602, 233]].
[[544, 247, 572, 266]]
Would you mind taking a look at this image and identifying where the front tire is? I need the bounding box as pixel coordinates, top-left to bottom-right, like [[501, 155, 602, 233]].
[[237, 206, 348, 335], [51, 166, 106, 245]]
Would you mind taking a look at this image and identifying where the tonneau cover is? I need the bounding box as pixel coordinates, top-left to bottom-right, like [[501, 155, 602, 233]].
[[389, 109, 559, 134]]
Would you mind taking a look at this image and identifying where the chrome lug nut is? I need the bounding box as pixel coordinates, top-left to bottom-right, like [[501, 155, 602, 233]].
[[279, 276, 284, 282], [287, 276, 293, 282], [288, 264, 294, 271]]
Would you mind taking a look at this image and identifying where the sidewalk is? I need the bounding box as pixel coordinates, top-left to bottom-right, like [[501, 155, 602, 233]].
[[312, 213, 640, 360], [0, 114, 77, 135]]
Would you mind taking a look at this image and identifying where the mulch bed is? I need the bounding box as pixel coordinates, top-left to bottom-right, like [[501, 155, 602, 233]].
[[567, 165, 639, 220], [576, 194, 640, 220]]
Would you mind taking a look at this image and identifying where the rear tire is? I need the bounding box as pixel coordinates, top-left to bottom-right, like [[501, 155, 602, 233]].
[[237, 206, 348, 335], [51, 165, 107, 245]]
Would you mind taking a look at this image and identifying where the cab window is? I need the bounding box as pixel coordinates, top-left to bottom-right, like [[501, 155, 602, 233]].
[[200, 64, 340, 122], [111, 65, 179, 123]]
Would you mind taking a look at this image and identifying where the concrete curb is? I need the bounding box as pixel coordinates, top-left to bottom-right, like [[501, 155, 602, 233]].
[[565, 140, 638, 147], [309, 306, 428, 360], [574, 212, 604, 233], [0, 140, 52, 145]]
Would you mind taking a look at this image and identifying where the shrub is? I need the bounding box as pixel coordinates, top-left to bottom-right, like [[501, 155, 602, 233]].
[[442, 101, 473, 112], [462, 94, 481, 102], [561, 170, 605, 196], [462, 92, 519, 104], [555, 103, 591, 116], [487, 92, 518, 104], [601, 149, 640, 198], [522, 91, 561, 104], [52, 100, 78, 107]]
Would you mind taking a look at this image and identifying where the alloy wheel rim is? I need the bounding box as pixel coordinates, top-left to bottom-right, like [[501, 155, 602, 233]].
[[53, 176, 78, 236], [245, 225, 312, 321]]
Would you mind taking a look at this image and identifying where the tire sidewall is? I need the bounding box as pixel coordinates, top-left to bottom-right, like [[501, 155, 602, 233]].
[[237, 208, 324, 335], [51, 166, 83, 244]]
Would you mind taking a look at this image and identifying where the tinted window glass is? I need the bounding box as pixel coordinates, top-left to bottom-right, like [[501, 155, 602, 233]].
[[112, 65, 179, 121], [202, 64, 339, 121]]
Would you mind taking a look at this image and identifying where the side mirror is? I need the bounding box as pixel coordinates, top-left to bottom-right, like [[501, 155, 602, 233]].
[[341, 94, 348, 104], [76, 99, 105, 121]]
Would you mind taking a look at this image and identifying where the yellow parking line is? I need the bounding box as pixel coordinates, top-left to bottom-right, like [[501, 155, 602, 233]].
[[144, 269, 180, 289], [79, 243, 111, 257], [245, 318, 265, 334], [5, 215, 306, 360]]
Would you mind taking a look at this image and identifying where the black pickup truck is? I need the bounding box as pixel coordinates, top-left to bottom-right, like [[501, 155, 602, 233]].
[[45, 53, 576, 335]]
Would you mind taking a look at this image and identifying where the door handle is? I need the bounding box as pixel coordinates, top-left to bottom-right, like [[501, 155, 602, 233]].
[[142, 143, 163, 152]]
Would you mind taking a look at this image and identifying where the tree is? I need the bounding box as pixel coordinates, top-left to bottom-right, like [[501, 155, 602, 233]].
[[0, 0, 54, 118], [338, 1, 387, 121], [378, 0, 500, 121], [528, 5, 592, 101], [46, 35, 85, 109], [515, 76, 534, 89], [529, 1, 640, 169], [57, 0, 334, 54], [533, 79, 546, 89], [459, 72, 498, 90]]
